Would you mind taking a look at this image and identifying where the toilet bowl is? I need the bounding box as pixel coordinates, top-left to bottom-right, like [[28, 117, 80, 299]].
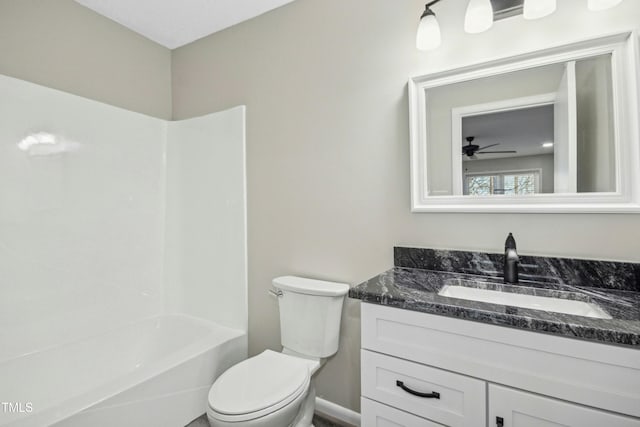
[[207, 276, 349, 427], [207, 350, 319, 427]]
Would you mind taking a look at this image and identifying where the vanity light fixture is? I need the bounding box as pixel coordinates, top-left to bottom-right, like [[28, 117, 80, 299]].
[[464, 0, 494, 34], [416, 0, 442, 51], [542, 142, 554, 148], [416, 0, 624, 51], [523, 0, 557, 20], [588, 0, 624, 11]]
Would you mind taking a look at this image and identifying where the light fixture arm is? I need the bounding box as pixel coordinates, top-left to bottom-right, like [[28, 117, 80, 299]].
[[422, 0, 442, 18]]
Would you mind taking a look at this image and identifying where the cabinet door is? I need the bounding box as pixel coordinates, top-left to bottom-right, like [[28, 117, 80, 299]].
[[489, 384, 640, 427], [361, 398, 444, 427]]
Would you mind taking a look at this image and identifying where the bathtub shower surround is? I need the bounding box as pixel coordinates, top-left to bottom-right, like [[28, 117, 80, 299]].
[[0, 74, 167, 361], [164, 110, 248, 330], [0, 74, 247, 427]]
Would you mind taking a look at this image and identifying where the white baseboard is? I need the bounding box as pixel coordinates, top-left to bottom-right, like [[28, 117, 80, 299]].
[[315, 397, 361, 426]]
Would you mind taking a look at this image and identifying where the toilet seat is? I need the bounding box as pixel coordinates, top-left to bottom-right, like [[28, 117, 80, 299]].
[[208, 350, 312, 423]]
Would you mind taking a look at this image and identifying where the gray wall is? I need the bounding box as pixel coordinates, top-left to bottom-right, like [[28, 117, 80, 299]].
[[172, 0, 640, 412], [0, 0, 172, 119], [576, 55, 616, 193]]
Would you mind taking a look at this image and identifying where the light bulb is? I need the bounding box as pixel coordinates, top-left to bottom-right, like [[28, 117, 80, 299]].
[[416, 11, 441, 51], [464, 0, 494, 34], [523, 0, 557, 19], [588, 0, 623, 11]]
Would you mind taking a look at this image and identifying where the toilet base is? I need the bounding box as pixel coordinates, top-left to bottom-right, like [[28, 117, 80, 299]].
[[291, 381, 316, 427]]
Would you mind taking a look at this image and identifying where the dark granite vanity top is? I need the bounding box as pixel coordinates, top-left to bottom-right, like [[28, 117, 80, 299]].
[[349, 247, 640, 347]]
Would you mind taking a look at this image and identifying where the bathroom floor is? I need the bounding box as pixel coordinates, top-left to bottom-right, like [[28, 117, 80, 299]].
[[186, 413, 346, 427]]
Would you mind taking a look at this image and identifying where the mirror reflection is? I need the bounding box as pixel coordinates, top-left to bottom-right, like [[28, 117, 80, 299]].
[[425, 53, 616, 197]]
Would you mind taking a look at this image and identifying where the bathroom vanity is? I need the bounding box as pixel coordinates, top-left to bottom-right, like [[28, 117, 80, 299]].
[[350, 247, 640, 427]]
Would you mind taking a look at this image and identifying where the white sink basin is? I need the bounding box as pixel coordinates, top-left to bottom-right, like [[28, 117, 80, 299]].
[[438, 285, 612, 319]]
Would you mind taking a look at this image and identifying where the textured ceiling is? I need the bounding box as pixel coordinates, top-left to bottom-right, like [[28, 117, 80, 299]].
[[75, 0, 297, 49]]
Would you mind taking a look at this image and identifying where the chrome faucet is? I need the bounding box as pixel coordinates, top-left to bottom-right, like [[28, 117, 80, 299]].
[[504, 233, 519, 284]]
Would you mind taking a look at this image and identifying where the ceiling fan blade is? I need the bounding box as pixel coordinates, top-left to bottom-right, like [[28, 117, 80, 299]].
[[477, 143, 500, 151], [477, 150, 517, 154]]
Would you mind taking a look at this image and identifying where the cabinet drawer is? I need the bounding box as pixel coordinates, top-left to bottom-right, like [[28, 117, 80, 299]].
[[361, 398, 444, 427], [489, 384, 640, 427], [362, 350, 486, 427]]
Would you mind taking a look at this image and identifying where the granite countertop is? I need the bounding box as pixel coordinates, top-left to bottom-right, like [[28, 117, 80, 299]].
[[349, 248, 640, 347]]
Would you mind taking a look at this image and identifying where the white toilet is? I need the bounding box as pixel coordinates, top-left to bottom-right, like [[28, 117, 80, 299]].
[[207, 276, 350, 427]]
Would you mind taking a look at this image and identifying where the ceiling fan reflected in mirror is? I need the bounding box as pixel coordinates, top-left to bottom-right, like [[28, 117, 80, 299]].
[[462, 136, 517, 159]]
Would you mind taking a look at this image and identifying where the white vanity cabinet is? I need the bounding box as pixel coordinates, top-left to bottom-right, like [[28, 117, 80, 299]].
[[360, 303, 640, 427]]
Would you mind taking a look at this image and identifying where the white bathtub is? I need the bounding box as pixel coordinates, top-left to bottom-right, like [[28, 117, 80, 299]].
[[0, 314, 247, 427]]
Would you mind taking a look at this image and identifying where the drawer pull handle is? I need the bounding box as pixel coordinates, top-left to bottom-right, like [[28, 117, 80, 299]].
[[496, 416, 504, 427], [395, 380, 440, 399]]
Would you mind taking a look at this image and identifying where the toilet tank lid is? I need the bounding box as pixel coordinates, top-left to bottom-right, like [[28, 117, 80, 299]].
[[273, 276, 349, 297]]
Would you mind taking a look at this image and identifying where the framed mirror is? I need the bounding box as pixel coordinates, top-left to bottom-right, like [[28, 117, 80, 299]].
[[409, 31, 640, 212]]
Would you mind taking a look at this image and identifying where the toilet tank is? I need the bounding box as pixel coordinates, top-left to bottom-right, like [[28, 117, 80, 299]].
[[273, 276, 350, 358]]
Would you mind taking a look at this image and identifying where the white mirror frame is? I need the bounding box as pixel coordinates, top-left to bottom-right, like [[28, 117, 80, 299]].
[[409, 30, 640, 213]]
